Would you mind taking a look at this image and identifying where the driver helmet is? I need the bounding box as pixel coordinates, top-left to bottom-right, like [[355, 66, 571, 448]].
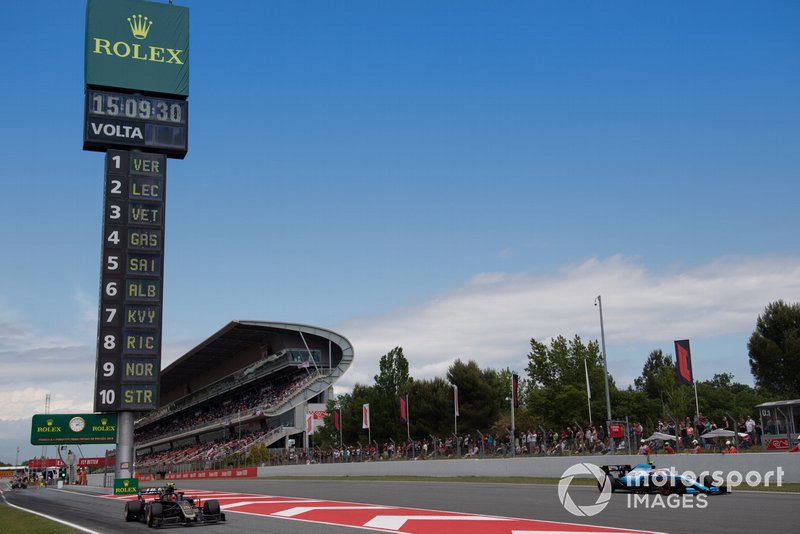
[[166, 482, 174, 490]]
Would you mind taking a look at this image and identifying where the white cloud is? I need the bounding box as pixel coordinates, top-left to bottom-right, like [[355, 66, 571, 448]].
[[0, 386, 93, 422], [336, 255, 800, 392]]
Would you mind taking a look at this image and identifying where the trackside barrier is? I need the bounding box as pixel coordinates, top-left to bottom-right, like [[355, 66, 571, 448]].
[[85, 454, 799, 485], [255, 453, 800, 483], [165, 467, 257, 480]]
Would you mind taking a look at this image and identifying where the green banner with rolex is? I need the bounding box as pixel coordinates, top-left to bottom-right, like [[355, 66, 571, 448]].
[[31, 414, 118, 445], [85, 0, 189, 97], [114, 477, 139, 495]]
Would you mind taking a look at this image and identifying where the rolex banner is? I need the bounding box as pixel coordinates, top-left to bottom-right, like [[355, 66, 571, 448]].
[[31, 414, 118, 445], [85, 0, 190, 97]]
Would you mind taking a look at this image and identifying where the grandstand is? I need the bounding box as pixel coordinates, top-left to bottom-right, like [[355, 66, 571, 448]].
[[133, 321, 353, 474]]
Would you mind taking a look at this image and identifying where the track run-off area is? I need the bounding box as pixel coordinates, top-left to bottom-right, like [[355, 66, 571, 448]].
[[105, 488, 649, 533]]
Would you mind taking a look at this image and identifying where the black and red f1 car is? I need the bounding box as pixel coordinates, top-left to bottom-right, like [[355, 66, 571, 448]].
[[124, 484, 226, 528]]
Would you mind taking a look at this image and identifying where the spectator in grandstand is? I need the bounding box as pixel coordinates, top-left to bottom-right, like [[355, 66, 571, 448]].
[[723, 440, 737, 454], [663, 441, 675, 454], [690, 439, 702, 454]]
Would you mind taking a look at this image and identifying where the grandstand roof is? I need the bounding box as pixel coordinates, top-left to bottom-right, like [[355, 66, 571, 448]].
[[160, 320, 353, 395]]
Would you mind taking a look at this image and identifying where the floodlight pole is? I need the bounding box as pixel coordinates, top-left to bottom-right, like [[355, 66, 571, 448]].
[[596, 295, 614, 455]]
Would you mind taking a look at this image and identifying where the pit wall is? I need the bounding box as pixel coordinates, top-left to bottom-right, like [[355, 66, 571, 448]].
[[255, 453, 800, 484]]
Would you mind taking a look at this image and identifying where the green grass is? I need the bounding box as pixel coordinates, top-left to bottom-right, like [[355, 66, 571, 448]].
[[260, 474, 800, 492], [0, 504, 81, 533]]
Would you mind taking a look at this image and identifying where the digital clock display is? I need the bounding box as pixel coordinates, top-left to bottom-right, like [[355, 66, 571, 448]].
[[88, 90, 187, 125], [84, 88, 188, 159]]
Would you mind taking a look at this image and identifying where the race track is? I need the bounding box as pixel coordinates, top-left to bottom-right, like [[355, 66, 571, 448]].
[[2, 479, 798, 534]]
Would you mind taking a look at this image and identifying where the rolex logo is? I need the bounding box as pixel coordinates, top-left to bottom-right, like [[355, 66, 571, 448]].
[[123, 480, 130, 487], [47, 419, 53, 426], [127, 14, 153, 40], [101, 418, 108, 425]]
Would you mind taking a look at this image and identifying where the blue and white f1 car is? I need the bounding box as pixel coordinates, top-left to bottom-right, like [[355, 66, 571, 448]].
[[598, 463, 729, 495]]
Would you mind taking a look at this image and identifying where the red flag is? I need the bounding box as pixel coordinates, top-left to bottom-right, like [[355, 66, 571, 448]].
[[333, 408, 341, 432], [362, 403, 370, 429], [674, 340, 693, 385], [453, 385, 459, 417], [399, 394, 408, 422]]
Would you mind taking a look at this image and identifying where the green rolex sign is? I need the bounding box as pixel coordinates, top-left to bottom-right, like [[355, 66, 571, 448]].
[[85, 0, 189, 97], [30, 414, 118, 445], [114, 477, 140, 495]]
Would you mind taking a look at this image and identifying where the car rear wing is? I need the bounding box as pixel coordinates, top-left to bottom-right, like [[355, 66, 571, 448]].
[[600, 464, 632, 476]]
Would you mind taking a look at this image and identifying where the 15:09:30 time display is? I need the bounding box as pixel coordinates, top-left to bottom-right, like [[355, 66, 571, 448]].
[[88, 89, 186, 124]]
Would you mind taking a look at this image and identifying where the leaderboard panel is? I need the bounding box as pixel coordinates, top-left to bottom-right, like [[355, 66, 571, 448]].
[[94, 150, 165, 412]]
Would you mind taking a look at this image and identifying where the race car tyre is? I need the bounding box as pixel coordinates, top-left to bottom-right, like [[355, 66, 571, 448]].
[[597, 474, 617, 494], [658, 480, 673, 496], [147, 503, 163, 528], [203, 499, 221, 515], [125, 500, 143, 522], [702, 475, 714, 489]]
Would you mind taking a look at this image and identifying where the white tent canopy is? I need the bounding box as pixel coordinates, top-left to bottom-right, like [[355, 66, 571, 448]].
[[700, 428, 748, 439], [643, 432, 677, 441]]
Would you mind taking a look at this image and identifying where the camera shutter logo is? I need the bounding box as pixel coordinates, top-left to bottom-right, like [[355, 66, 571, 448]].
[[558, 463, 612, 517]]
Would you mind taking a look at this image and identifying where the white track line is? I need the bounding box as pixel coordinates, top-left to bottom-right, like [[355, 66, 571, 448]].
[[0, 490, 100, 534]]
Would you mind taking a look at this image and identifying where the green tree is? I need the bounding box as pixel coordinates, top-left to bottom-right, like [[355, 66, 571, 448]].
[[696, 373, 765, 424], [374, 347, 410, 397], [748, 300, 800, 397], [633, 349, 692, 420], [371, 347, 411, 442], [407, 377, 452, 439], [336, 384, 378, 444], [634, 350, 674, 399], [525, 335, 608, 428], [317, 397, 342, 448], [612, 387, 656, 428], [447, 359, 501, 433]]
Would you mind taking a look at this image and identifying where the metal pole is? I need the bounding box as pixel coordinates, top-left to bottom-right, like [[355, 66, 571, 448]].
[[115, 411, 135, 479], [407, 396, 414, 459], [510, 390, 516, 457], [596, 295, 614, 455], [454, 385, 459, 457], [584, 358, 593, 426]]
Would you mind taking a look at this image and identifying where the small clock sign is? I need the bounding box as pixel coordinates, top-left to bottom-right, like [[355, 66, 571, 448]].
[[68, 416, 87, 433]]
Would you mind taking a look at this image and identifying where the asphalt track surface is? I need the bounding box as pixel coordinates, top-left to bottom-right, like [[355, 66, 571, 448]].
[[2, 479, 798, 534]]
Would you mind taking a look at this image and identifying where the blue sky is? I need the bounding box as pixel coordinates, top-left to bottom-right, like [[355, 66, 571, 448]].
[[1, 0, 799, 463]]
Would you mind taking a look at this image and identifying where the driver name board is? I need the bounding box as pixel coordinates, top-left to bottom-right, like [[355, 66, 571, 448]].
[[95, 149, 165, 412]]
